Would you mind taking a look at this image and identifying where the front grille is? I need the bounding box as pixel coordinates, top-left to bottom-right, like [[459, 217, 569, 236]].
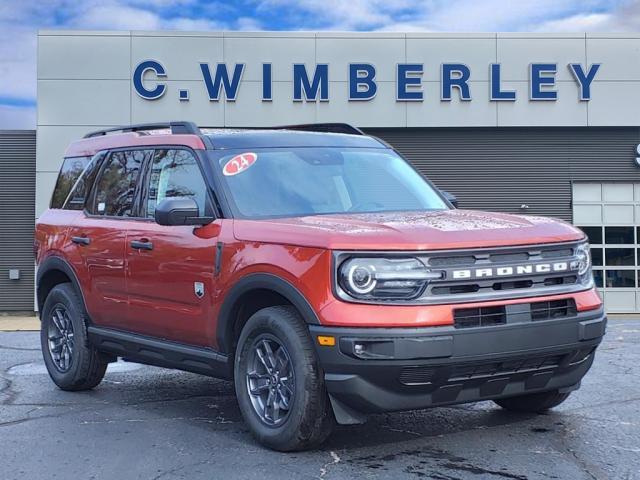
[[454, 298, 577, 328], [413, 241, 586, 305], [531, 299, 577, 321], [449, 354, 564, 381], [399, 353, 566, 386], [454, 306, 506, 328]]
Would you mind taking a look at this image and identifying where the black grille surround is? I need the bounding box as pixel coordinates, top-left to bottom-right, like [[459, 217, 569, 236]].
[[418, 241, 586, 304], [398, 346, 594, 387], [454, 298, 577, 329], [333, 240, 590, 305]]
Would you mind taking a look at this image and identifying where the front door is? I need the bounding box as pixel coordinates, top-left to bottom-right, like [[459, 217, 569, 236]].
[[125, 148, 219, 346], [69, 149, 148, 328]]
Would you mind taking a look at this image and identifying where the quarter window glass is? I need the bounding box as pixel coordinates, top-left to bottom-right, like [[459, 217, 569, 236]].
[[50, 156, 91, 209], [92, 151, 145, 217], [63, 152, 105, 210], [146, 149, 209, 218]]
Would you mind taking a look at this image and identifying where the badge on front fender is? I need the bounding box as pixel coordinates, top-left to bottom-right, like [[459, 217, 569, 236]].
[[194, 282, 205, 299]]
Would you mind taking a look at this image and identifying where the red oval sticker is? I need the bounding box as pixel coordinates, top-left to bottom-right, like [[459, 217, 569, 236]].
[[223, 152, 257, 176]]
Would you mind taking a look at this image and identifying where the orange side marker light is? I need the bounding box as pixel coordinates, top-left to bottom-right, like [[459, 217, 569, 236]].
[[317, 335, 336, 347]]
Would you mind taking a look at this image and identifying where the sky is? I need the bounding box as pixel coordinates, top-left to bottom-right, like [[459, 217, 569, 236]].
[[1, 0, 639, 129]]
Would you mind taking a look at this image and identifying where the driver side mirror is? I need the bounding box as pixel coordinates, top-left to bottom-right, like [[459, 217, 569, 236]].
[[441, 190, 458, 208], [154, 197, 214, 226]]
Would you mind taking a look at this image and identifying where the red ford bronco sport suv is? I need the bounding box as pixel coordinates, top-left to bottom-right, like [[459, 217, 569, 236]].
[[35, 121, 605, 451]]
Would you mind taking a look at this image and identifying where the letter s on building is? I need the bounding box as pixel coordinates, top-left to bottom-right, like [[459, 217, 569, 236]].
[[133, 60, 167, 100]]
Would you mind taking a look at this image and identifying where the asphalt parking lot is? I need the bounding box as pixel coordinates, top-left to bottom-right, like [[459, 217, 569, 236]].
[[1, 320, 638, 480]]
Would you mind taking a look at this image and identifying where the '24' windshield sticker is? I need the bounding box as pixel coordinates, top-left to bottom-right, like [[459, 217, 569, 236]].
[[223, 152, 257, 176]]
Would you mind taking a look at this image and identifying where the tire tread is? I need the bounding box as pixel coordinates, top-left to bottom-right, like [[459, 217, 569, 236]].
[[41, 283, 107, 391], [234, 305, 334, 451]]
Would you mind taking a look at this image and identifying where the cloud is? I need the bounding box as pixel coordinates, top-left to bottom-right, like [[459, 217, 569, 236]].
[[0, 26, 36, 100], [1, 0, 638, 130], [533, 1, 640, 31], [254, 0, 414, 30], [69, 4, 162, 30], [0, 104, 36, 129]]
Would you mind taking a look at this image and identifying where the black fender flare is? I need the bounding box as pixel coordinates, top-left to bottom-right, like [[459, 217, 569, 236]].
[[216, 273, 320, 354], [36, 256, 87, 315]]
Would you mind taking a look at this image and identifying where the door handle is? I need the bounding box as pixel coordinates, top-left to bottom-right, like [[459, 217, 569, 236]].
[[130, 240, 153, 251], [71, 236, 90, 246]]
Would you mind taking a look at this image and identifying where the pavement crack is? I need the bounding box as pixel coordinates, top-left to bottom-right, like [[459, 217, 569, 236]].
[[0, 374, 17, 405], [562, 396, 640, 413], [547, 427, 607, 480], [0, 344, 40, 352], [0, 411, 63, 428], [381, 425, 421, 437], [438, 462, 528, 479], [79, 416, 232, 425], [565, 449, 600, 480], [318, 450, 341, 479], [150, 460, 211, 480]]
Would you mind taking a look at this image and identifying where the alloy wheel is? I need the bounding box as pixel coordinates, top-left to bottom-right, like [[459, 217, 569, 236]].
[[245, 335, 295, 426], [47, 304, 75, 372]]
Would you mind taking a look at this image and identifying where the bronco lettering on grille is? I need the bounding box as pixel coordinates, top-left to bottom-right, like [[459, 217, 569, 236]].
[[451, 262, 573, 280]]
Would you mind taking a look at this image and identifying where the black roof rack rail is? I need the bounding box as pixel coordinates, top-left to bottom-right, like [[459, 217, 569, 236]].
[[84, 121, 200, 138], [272, 123, 364, 136]]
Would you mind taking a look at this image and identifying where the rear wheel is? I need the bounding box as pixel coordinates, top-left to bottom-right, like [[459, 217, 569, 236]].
[[40, 283, 108, 391], [234, 306, 334, 451], [494, 390, 571, 413]]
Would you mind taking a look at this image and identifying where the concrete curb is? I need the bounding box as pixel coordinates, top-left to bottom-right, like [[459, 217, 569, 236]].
[[0, 317, 40, 332]]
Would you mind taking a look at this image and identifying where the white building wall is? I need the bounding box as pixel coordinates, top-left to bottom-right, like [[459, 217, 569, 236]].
[[36, 30, 640, 218]]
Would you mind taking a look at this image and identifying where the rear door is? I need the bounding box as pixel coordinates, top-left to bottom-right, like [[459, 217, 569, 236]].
[[125, 148, 220, 346], [67, 149, 149, 327]]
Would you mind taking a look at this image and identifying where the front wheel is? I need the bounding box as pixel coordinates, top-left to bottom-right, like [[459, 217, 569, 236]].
[[234, 306, 334, 451], [494, 390, 571, 413]]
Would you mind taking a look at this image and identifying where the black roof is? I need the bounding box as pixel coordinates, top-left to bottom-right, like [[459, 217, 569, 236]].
[[203, 129, 387, 150]]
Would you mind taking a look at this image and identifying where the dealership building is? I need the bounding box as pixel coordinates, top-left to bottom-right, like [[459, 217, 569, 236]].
[[2, 30, 640, 313]]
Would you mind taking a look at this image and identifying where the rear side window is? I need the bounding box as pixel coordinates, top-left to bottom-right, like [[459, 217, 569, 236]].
[[91, 150, 147, 217], [50, 156, 91, 209], [61, 152, 105, 210], [145, 149, 210, 218]]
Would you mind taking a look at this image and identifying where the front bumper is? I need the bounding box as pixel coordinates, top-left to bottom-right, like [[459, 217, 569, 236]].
[[310, 307, 606, 424]]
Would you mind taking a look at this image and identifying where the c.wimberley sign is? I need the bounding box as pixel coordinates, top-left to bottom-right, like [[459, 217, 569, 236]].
[[133, 60, 601, 103]]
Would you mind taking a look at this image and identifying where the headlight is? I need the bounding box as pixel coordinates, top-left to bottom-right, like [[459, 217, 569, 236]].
[[574, 243, 591, 276], [573, 242, 592, 285], [338, 257, 441, 300]]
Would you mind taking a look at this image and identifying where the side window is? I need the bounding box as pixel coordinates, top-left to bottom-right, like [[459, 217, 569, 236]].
[[62, 152, 105, 210], [91, 150, 146, 217], [50, 156, 91, 209], [145, 149, 210, 218]]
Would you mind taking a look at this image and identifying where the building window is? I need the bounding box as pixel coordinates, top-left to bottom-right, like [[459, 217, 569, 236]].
[[577, 224, 638, 289]]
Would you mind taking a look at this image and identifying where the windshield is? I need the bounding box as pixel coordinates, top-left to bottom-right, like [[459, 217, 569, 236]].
[[212, 147, 449, 219]]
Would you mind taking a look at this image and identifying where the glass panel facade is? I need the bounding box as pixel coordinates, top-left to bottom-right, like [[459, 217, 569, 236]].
[[579, 226, 602, 244], [605, 226, 634, 244], [605, 270, 636, 288], [591, 248, 603, 266], [605, 248, 635, 266]]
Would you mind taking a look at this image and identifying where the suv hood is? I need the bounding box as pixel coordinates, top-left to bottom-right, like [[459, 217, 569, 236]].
[[233, 209, 585, 251]]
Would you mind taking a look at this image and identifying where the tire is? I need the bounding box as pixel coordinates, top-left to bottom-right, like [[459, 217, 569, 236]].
[[40, 283, 108, 391], [494, 390, 571, 413], [234, 306, 335, 451]]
